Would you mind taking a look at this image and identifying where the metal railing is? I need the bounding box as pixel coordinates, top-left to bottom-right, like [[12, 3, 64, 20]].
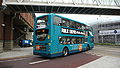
[[3, 0, 120, 7]]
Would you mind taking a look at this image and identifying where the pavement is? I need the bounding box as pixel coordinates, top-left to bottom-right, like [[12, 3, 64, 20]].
[[77, 56, 120, 68], [0, 47, 33, 60], [79, 45, 120, 68]]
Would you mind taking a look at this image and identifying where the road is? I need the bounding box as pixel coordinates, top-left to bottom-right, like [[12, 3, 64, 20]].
[[0, 45, 120, 68]]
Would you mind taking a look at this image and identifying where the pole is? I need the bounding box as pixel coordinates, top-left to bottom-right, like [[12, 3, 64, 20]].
[[114, 30, 117, 45], [3, 25, 5, 48], [115, 33, 117, 45], [102, 35, 103, 43], [1, 23, 5, 48]]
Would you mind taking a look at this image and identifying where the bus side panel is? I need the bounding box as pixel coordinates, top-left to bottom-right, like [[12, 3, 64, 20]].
[[50, 25, 61, 55], [68, 44, 87, 54]]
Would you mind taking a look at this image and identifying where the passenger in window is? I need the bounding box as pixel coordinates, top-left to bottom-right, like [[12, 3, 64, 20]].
[[66, 22, 70, 27], [68, 41, 70, 44], [71, 41, 74, 44], [73, 41, 76, 44], [67, 38, 70, 44], [82, 26, 85, 30], [63, 41, 67, 44], [58, 23, 62, 26], [77, 26, 80, 29], [75, 23, 78, 29]]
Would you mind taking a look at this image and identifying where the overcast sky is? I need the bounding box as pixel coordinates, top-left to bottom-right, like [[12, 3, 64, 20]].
[[35, 13, 120, 25]]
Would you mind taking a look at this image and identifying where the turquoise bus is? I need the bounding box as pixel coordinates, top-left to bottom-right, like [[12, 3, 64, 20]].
[[33, 13, 94, 57]]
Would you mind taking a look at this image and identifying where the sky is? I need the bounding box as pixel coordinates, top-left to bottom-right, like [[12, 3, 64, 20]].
[[35, 13, 120, 26]]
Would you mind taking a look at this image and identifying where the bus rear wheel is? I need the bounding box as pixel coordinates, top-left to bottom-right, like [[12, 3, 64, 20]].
[[86, 45, 90, 50], [63, 48, 69, 56]]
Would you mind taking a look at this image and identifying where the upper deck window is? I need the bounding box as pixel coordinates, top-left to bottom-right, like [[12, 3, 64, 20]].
[[36, 16, 48, 29], [54, 16, 62, 25], [54, 16, 88, 30]]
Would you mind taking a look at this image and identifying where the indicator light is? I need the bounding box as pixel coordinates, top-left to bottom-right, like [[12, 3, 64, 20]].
[[48, 35, 50, 39], [42, 29, 45, 32], [36, 45, 40, 50]]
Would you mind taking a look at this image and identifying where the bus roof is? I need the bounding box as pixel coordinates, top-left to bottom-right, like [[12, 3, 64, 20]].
[[36, 13, 88, 26]]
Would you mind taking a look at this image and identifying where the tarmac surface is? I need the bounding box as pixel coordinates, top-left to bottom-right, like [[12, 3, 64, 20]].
[[0, 53, 100, 68], [0, 45, 120, 68]]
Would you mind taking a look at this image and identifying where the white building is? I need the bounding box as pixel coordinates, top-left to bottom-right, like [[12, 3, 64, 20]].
[[92, 22, 120, 44]]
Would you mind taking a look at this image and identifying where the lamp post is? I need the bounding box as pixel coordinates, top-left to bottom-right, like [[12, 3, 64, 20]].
[[1, 24, 5, 48], [98, 15, 103, 43]]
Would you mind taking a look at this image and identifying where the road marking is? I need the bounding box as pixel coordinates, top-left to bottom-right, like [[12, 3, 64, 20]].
[[29, 60, 50, 65], [0, 58, 28, 63]]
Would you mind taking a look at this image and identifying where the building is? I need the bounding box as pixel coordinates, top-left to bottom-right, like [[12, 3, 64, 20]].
[[0, 0, 35, 53], [92, 22, 120, 45]]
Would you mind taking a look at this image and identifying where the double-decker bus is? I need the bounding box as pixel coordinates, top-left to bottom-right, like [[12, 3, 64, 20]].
[[33, 13, 94, 57]]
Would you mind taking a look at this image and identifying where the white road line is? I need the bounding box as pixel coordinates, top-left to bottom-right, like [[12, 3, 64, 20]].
[[29, 60, 50, 65], [0, 58, 28, 63]]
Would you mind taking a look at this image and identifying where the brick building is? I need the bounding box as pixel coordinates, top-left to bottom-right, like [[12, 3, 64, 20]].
[[0, 0, 34, 52]]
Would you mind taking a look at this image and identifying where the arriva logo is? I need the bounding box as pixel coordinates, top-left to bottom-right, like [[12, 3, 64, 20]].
[[17, 0, 24, 3]]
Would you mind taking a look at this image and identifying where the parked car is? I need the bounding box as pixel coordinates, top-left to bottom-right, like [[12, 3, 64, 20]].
[[22, 40, 33, 47]]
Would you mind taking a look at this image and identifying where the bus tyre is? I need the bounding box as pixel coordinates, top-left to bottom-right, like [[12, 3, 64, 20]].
[[63, 48, 69, 57], [86, 45, 90, 50]]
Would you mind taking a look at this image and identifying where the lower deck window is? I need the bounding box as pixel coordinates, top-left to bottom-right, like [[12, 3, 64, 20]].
[[59, 36, 84, 45], [35, 29, 49, 41]]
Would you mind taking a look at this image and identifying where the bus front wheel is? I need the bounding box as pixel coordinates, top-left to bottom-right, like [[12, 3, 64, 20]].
[[63, 47, 69, 56]]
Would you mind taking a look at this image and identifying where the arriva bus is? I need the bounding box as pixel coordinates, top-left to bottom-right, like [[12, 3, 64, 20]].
[[33, 13, 94, 57]]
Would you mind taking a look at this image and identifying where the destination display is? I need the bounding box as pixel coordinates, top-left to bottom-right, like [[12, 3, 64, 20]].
[[61, 28, 85, 35]]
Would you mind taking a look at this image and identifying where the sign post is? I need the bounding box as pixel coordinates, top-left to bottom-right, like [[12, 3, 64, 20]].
[[114, 30, 117, 45]]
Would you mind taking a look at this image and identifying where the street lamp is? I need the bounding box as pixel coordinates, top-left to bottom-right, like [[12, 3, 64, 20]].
[[1, 24, 5, 27], [1, 23, 5, 48]]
